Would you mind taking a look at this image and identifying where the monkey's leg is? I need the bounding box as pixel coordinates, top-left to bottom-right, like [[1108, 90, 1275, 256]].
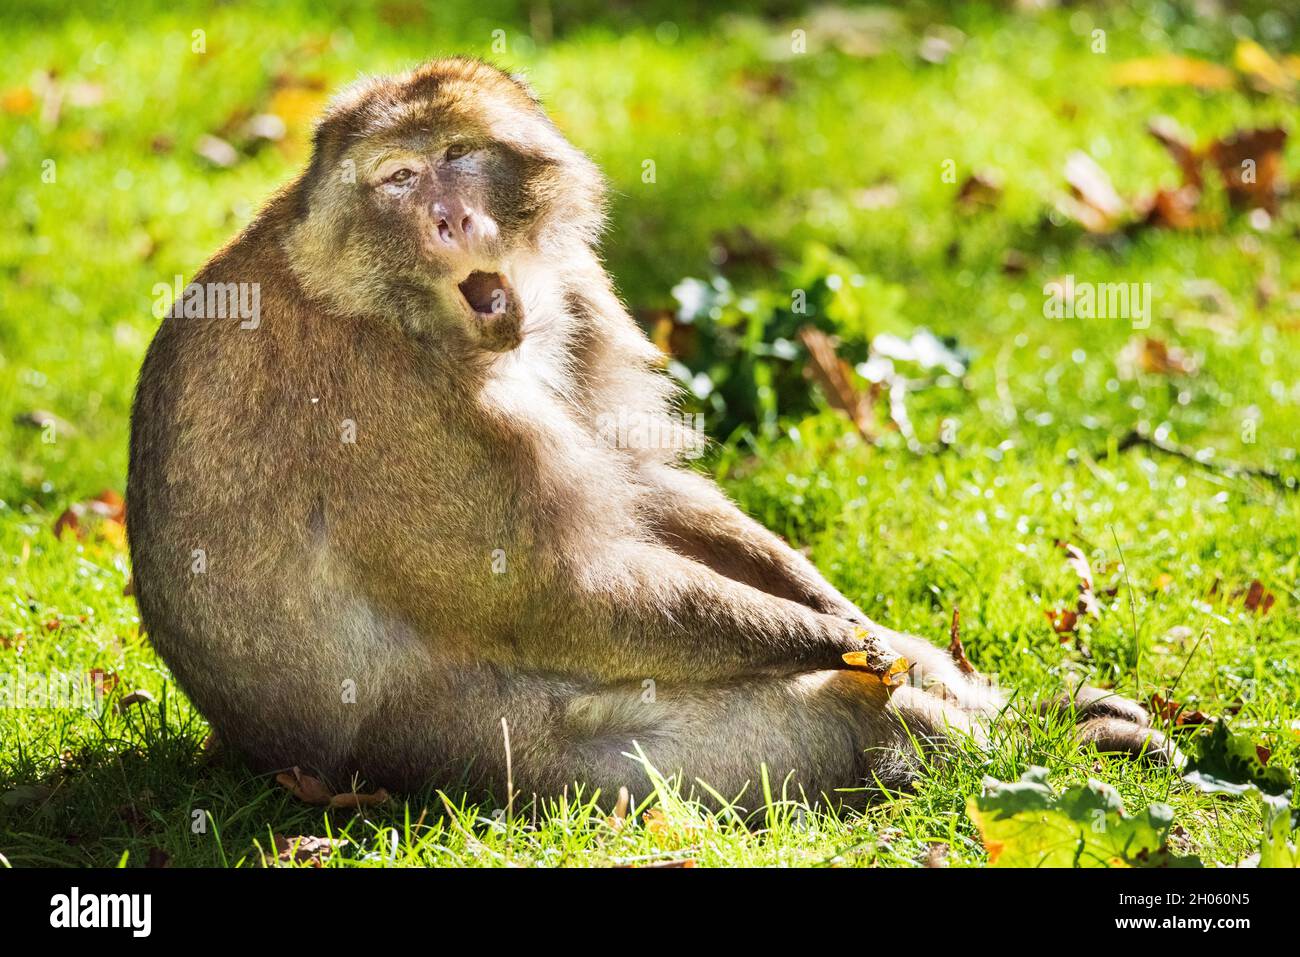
[[634, 465, 1005, 715], [360, 665, 984, 808], [1039, 683, 1185, 766]]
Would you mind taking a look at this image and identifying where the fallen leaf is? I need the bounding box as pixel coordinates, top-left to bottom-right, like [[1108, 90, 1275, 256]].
[[195, 134, 239, 168], [1110, 55, 1234, 90], [1117, 336, 1198, 379], [1146, 116, 1203, 191], [1148, 692, 1212, 727], [1044, 607, 1079, 636], [1060, 151, 1127, 233], [89, 668, 119, 694], [955, 172, 1002, 212], [642, 806, 670, 838], [1205, 127, 1287, 214], [265, 834, 348, 867], [1234, 40, 1295, 95], [1136, 186, 1209, 231], [947, 605, 975, 675], [1056, 540, 1100, 617], [146, 847, 171, 868], [51, 490, 127, 546], [841, 648, 910, 687], [1240, 579, 1276, 615], [115, 689, 156, 713], [798, 326, 876, 440]]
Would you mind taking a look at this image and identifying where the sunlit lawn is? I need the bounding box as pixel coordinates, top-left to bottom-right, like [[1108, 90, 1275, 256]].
[[0, 0, 1297, 866]]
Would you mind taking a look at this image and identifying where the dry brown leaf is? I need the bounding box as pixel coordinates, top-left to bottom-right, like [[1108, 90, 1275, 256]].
[[956, 172, 1002, 213], [798, 326, 876, 440], [265, 834, 348, 867], [1060, 152, 1127, 233], [1205, 127, 1287, 215], [146, 846, 171, 868], [275, 766, 389, 809], [1136, 186, 1213, 231], [1117, 336, 1198, 379], [1057, 541, 1101, 617], [51, 489, 127, 547], [1241, 579, 1276, 616], [115, 689, 156, 713], [1147, 116, 1203, 191], [89, 668, 119, 695], [1044, 607, 1079, 636], [1148, 693, 1213, 727], [948, 605, 975, 675], [1110, 55, 1234, 90]]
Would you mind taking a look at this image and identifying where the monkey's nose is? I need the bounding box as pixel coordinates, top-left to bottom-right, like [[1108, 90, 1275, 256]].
[[432, 201, 477, 249]]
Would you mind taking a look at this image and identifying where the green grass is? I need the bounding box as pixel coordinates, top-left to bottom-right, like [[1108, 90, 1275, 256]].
[[1, 0, 1297, 866]]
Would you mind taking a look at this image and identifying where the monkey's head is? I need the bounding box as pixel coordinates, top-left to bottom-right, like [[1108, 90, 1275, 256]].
[[285, 58, 605, 351]]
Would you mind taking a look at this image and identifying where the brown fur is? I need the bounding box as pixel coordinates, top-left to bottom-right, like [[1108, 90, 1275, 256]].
[[128, 59, 1176, 810]]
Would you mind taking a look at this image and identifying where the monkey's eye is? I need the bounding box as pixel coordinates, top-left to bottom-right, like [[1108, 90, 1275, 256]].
[[386, 168, 416, 185], [444, 142, 472, 162]]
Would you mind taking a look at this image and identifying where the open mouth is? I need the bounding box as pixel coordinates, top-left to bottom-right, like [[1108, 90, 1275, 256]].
[[457, 271, 510, 315]]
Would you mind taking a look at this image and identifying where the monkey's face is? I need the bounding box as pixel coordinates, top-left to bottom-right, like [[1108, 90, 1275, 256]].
[[360, 136, 526, 350], [293, 59, 607, 352]]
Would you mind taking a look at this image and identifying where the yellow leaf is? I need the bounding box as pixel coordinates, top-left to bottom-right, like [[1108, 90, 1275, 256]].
[[1110, 56, 1234, 89], [841, 651, 910, 687], [1, 87, 36, 115], [1235, 40, 1294, 92]]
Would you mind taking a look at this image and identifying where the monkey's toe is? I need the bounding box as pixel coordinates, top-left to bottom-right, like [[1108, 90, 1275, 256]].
[[1041, 684, 1151, 727], [1077, 716, 1185, 768]]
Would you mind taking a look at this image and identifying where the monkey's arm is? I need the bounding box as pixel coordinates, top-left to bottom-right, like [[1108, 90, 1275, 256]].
[[635, 463, 868, 623], [533, 541, 898, 684]]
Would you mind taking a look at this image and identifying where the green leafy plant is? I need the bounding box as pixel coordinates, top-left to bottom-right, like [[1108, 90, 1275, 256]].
[[967, 767, 1201, 868]]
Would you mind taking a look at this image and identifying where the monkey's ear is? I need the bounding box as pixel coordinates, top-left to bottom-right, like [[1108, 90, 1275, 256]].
[[509, 71, 542, 105]]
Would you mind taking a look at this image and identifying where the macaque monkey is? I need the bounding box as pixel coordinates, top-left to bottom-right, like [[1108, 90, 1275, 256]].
[[128, 59, 1177, 810]]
